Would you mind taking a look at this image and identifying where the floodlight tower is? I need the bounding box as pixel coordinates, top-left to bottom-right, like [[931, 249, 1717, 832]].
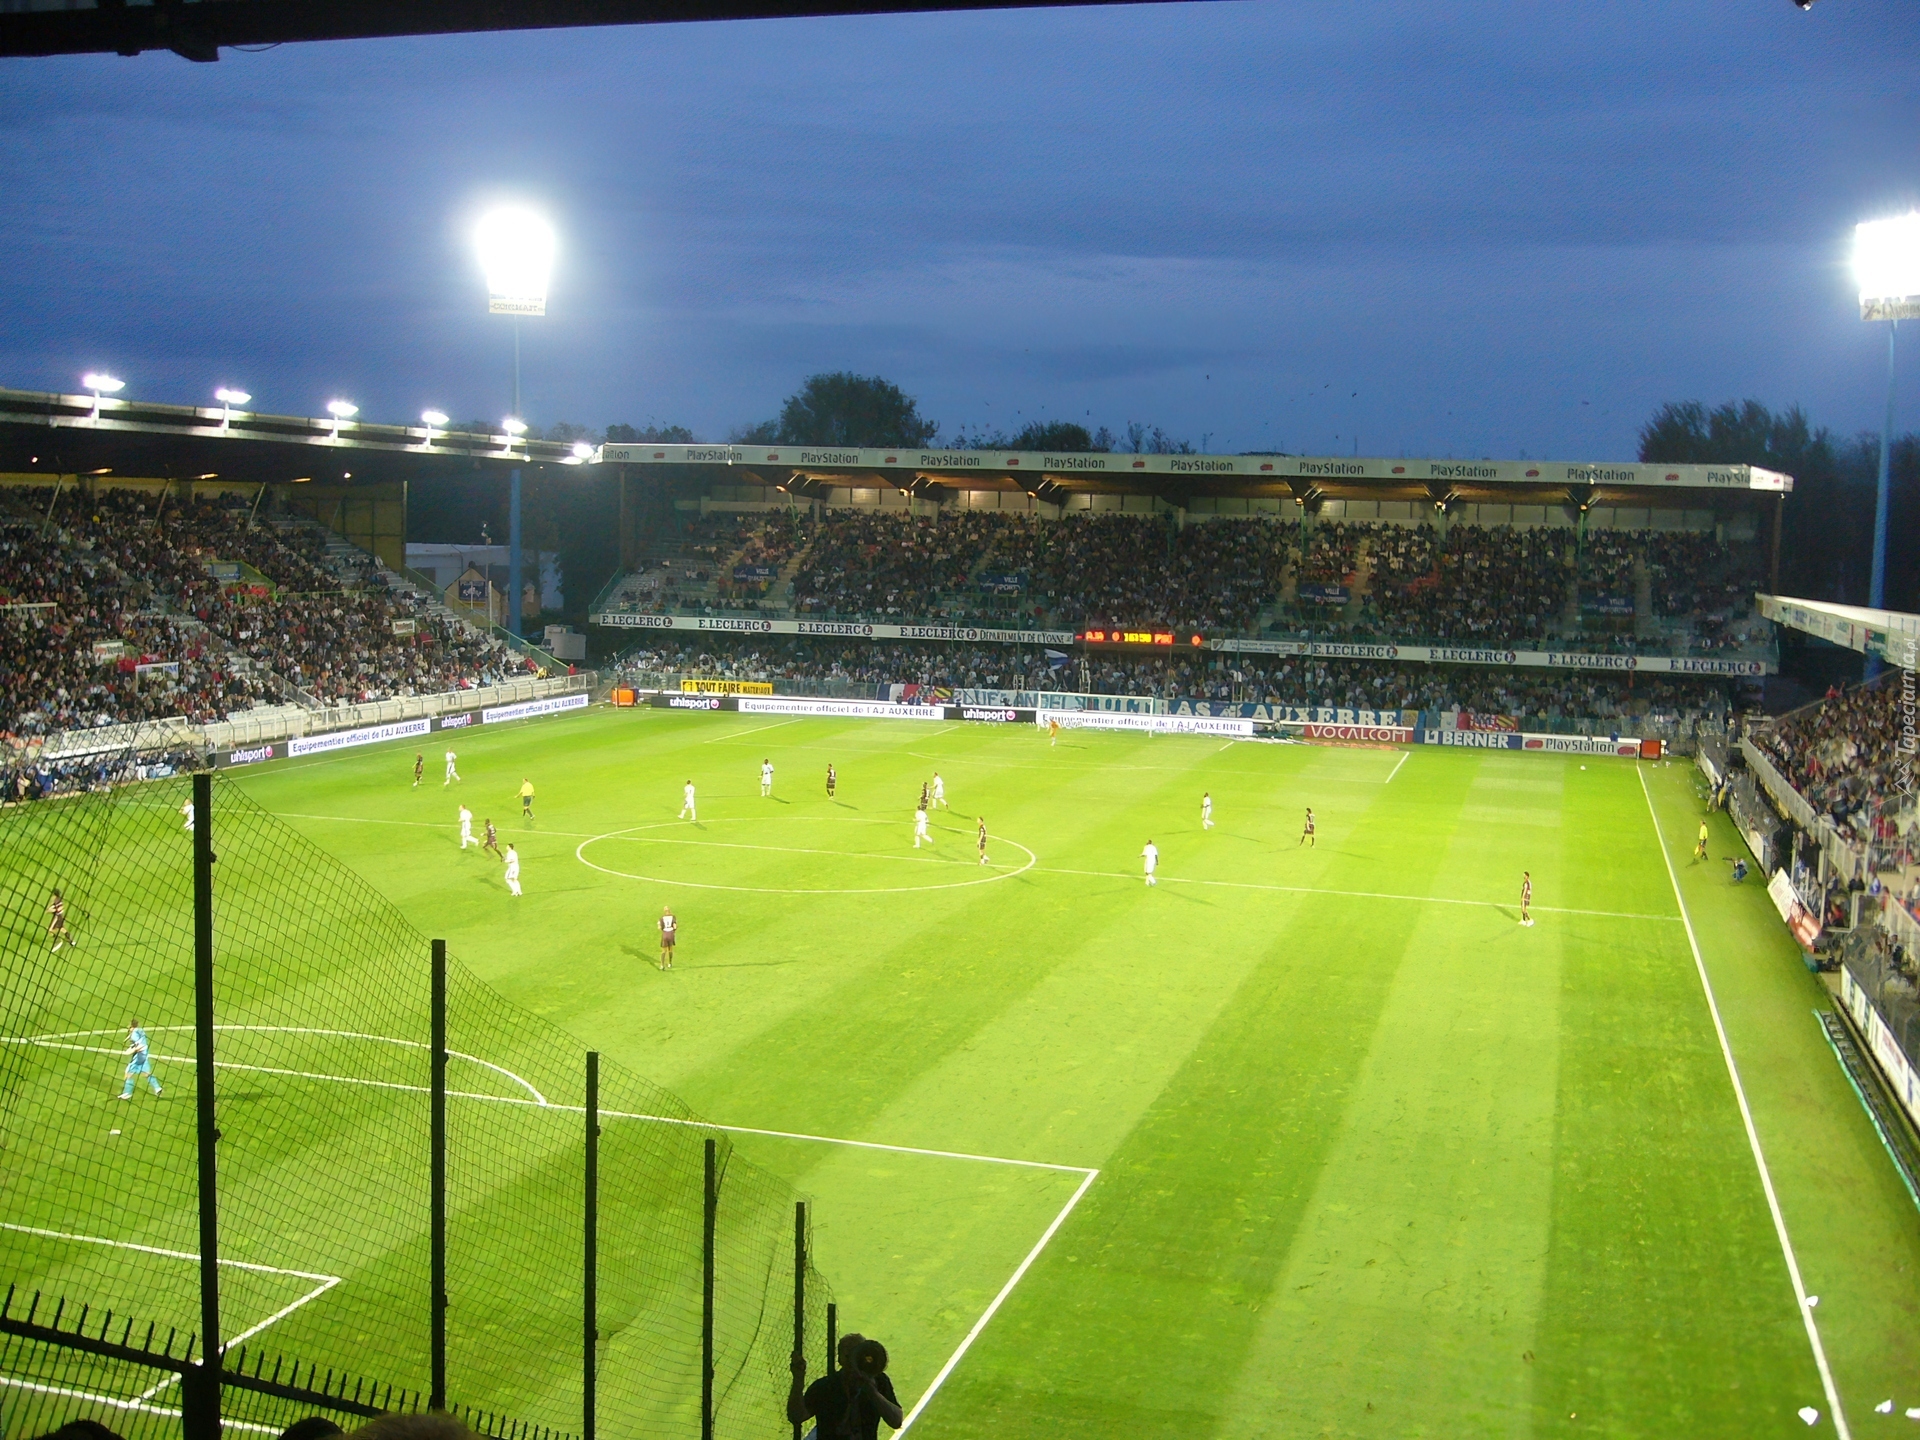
[[476, 206, 555, 639], [1854, 212, 1920, 627]]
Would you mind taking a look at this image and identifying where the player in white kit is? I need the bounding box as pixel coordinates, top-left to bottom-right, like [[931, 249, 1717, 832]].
[[679, 781, 697, 821], [913, 803, 931, 848], [1201, 792, 1213, 830], [444, 749, 461, 786], [503, 844, 522, 896], [761, 759, 774, 797], [1142, 840, 1158, 886], [181, 799, 195, 832], [932, 772, 947, 809], [458, 804, 474, 849]]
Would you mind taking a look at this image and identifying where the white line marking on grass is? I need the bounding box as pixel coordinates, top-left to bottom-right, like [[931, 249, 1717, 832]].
[[1031, 866, 1680, 923], [893, 1164, 1100, 1436], [0, 1221, 344, 1404], [699, 718, 802, 742], [3, 1026, 546, 1105], [4, 1032, 1100, 1425], [1384, 750, 1410, 784], [576, 818, 1037, 895], [1636, 768, 1850, 1439], [0, 1377, 284, 1434]]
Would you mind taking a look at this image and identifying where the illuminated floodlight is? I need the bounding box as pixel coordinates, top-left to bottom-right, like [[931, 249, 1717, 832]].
[[82, 371, 124, 418], [500, 417, 528, 448], [1856, 212, 1920, 320], [326, 398, 358, 439], [476, 207, 555, 317], [571, 441, 594, 460], [421, 409, 449, 444], [215, 387, 251, 429]]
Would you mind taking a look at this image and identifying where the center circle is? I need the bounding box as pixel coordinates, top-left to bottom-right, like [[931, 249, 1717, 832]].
[[575, 815, 1037, 895]]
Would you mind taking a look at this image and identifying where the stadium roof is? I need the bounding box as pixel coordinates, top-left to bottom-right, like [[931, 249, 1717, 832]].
[[1757, 595, 1919, 664], [0, 385, 581, 485], [0, 0, 1167, 61], [597, 441, 1794, 507]]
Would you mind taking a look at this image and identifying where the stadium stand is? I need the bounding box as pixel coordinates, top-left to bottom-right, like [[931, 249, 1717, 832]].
[[595, 508, 1769, 657], [0, 487, 540, 741], [1753, 677, 1918, 888]]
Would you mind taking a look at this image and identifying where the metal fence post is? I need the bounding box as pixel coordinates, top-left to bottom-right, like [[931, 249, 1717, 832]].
[[584, 1053, 599, 1440], [825, 1303, 835, 1374], [185, 771, 221, 1440], [791, 1202, 805, 1440], [431, 939, 448, 1412], [702, 1137, 716, 1440]]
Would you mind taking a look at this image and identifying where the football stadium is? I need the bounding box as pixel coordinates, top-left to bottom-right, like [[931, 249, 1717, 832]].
[[2, 366, 1919, 1440]]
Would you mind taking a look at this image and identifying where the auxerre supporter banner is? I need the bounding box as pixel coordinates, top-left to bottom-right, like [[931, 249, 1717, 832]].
[[735, 696, 948, 722], [286, 717, 433, 757], [482, 692, 591, 725], [1169, 701, 1417, 726], [1416, 729, 1641, 755], [1041, 712, 1255, 738]]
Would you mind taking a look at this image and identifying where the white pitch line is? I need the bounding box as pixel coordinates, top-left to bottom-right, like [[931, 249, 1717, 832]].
[[1637, 768, 1849, 1438], [1384, 750, 1410, 784], [1, 1221, 344, 1405], [0, 1377, 283, 1435], [894, 1165, 1100, 1436], [1031, 865, 1680, 923], [699, 718, 802, 743]]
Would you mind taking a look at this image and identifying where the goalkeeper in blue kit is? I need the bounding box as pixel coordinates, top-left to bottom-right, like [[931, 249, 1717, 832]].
[[120, 1021, 162, 1099]]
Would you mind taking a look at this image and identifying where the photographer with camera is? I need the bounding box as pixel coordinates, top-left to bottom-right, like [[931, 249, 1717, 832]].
[[787, 1333, 903, 1439]]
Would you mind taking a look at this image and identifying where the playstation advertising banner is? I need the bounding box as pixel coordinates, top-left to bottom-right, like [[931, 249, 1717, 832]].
[[1414, 729, 1642, 756], [596, 443, 1792, 493]]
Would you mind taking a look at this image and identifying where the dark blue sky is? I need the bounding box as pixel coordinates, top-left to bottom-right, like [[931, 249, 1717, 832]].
[[1, 0, 1915, 458]]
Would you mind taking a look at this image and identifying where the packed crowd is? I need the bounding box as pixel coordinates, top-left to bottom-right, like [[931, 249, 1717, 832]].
[[1364, 525, 1576, 644], [792, 511, 1005, 618], [1755, 679, 1915, 860], [611, 508, 1767, 653], [619, 633, 1732, 724], [0, 487, 538, 741]]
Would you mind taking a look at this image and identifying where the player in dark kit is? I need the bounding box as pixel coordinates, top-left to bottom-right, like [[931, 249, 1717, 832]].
[[658, 906, 676, 970], [826, 763, 837, 799], [1520, 871, 1534, 926], [977, 817, 989, 866], [47, 889, 72, 951], [413, 753, 424, 789], [1300, 808, 1316, 847], [482, 818, 502, 858]]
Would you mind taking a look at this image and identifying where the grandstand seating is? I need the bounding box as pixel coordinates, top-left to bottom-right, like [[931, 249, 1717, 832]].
[[0, 486, 539, 744], [595, 508, 1768, 657]]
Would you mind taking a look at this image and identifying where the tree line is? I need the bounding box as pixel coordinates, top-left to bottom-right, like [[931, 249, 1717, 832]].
[[1638, 399, 1917, 612]]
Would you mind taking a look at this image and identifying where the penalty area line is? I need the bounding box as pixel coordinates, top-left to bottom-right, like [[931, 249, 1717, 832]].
[[1637, 768, 1850, 1438], [1384, 750, 1410, 784], [894, 1165, 1099, 1436]]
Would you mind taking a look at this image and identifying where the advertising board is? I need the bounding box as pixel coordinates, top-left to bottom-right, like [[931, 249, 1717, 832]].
[[287, 717, 433, 757], [482, 692, 591, 725]]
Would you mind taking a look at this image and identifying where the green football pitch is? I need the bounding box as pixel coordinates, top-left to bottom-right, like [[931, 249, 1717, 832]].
[[13, 706, 1920, 1438]]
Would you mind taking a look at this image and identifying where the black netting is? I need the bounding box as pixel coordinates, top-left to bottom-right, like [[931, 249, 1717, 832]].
[[2, 771, 830, 1440]]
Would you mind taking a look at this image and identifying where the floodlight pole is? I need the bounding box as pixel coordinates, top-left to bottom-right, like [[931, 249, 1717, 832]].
[[508, 468, 523, 640], [430, 939, 448, 1412], [1869, 319, 1896, 612]]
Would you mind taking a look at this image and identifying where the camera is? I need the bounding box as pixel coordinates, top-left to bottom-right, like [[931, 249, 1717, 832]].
[[850, 1338, 888, 1379]]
